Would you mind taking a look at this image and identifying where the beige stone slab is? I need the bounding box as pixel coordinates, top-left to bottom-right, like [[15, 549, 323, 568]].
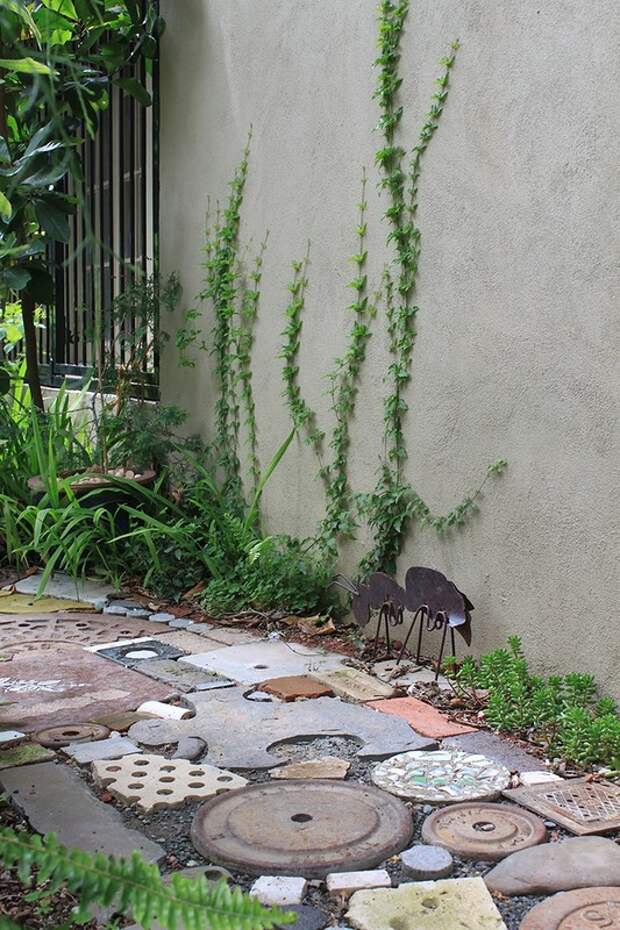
[[311, 667, 395, 703], [156, 630, 228, 653], [92, 753, 248, 811], [327, 869, 391, 898], [271, 757, 350, 780], [346, 878, 507, 930]]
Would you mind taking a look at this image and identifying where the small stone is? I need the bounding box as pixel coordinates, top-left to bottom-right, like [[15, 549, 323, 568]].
[[250, 875, 308, 906], [149, 612, 176, 623], [62, 734, 140, 766], [326, 870, 391, 899], [127, 607, 151, 619], [168, 617, 192, 629], [274, 905, 329, 930], [484, 835, 620, 896], [544, 819, 557, 828], [0, 730, 26, 747], [258, 675, 334, 702], [137, 701, 191, 720], [519, 771, 563, 786], [271, 757, 350, 780], [103, 604, 128, 616], [422, 805, 433, 814], [173, 736, 206, 760], [399, 844, 453, 880]]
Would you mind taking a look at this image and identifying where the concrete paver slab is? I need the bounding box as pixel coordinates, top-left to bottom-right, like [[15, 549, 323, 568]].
[[0, 761, 164, 862], [346, 878, 507, 930], [92, 753, 247, 811], [326, 870, 391, 898], [311, 668, 395, 703], [0, 648, 171, 732], [257, 675, 334, 701], [366, 696, 475, 738], [181, 641, 347, 685], [11, 571, 115, 604], [187, 624, 261, 646], [62, 734, 141, 765], [129, 686, 436, 769], [136, 658, 234, 693], [156, 630, 227, 653]]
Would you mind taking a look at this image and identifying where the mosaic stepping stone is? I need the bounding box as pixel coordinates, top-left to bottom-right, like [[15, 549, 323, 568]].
[[92, 753, 247, 811], [372, 749, 511, 804]]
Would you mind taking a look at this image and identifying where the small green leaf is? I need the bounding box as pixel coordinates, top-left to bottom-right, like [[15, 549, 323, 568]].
[[114, 77, 152, 107], [0, 191, 11, 220], [3, 266, 31, 291], [0, 57, 54, 75], [35, 199, 69, 242]]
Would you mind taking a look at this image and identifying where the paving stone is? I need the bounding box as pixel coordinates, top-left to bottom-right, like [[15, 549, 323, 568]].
[[188, 625, 261, 646], [0, 649, 171, 732], [181, 641, 347, 685], [13, 572, 115, 605], [0, 614, 171, 654], [0, 743, 55, 769], [0, 729, 25, 746], [250, 875, 308, 906], [443, 730, 543, 773], [346, 877, 507, 930], [137, 700, 191, 719], [62, 733, 141, 765], [103, 604, 129, 615], [326, 870, 391, 899], [311, 668, 396, 703], [129, 686, 436, 769], [126, 607, 151, 619], [0, 762, 164, 862], [372, 661, 450, 689], [519, 770, 563, 786], [92, 753, 247, 811], [149, 612, 176, 623], [484, 835, 620, 896], [168, 617, 192, 629], [136, 658, 234, 693], [173, 736, 206, 760], [271, 757, 350, 780], [367, 696, 475, 738], [257, 675, 334, 701], [518, 886, 620, 930], [156, 630, 226, 653], [372, 749, 511, 803], [399, 845, 453, 880], [92, 711, 155, 731]]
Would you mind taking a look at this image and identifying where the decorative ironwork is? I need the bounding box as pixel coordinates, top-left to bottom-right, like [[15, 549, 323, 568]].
[[503, 779, 620, 836], [333, 566, 474, 677]]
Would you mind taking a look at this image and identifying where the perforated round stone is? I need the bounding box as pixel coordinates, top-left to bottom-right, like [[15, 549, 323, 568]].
[[34, 723, 111, 748], [372, 749, 511, 803], [519, 886, 620, 929], [422, 802, 547, 861], [191, 780, 413, 878]]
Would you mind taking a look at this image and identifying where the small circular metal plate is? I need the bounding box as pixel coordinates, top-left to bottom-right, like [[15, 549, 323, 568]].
[[191, 780, 414, 877], [34, 723, 110, 748], [422, 802, 547, 861], [519, 887, 620, 930]]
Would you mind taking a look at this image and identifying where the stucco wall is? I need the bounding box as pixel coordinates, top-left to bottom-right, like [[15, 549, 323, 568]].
[[159, 1, 620, 693]]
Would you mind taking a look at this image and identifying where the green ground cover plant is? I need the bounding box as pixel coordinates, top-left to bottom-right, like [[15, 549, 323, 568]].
[[0, 825, 293, 930], [445, 636, 620, 770]]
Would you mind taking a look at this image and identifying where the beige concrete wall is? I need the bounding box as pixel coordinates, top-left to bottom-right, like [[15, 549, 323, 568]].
[[159, 1, 620, 693]]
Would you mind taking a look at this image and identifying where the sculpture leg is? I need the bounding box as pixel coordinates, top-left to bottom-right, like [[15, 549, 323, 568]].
[[436, 621, 449, 682], [397, 607, 422, 666]]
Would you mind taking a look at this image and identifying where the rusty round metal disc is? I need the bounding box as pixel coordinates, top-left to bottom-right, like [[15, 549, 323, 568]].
[[519, 886, 620, 929], [422, 802, 547, 861], [191, 779, 414, 877], [34, 723, 110, 749]]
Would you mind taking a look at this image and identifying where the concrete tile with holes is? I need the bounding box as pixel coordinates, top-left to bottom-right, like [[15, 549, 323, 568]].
[[91, 753, 248, 811]]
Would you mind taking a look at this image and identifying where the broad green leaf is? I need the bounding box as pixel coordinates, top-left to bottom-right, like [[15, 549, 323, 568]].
[[114, 76, 151, 107], [0, 190, 11, 220], [35, 199, 69, 242], [0, 57, 53, 76], [3, 265, 30, 291], [40, 0, 77, 18]]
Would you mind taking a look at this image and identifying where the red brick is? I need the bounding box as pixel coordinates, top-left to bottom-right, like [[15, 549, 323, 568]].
[[366, 696, 476, 738]]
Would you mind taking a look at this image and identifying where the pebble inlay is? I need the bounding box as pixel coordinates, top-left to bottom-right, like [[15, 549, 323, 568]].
[[372, 749, 511, 803]]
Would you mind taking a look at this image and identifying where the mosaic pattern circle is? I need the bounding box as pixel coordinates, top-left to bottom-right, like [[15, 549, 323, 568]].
[[422, 802, 547, 860], [519, 886, 620, 930], [372, 749, 511, 803]]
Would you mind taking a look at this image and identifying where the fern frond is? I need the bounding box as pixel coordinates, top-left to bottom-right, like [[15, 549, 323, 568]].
[[0, 828, 296, 930]]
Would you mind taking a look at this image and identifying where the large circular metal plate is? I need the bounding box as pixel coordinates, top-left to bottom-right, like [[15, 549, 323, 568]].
[[422, 802, 547, 861], [519, 887, 620, 930], [191, 780, 414, 877], [372, 749, 511, 803], [34, 723, 110, 748]]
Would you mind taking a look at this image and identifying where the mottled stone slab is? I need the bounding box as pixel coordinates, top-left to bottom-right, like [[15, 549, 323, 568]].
[[326, 870, 391, 898], [0, 743, 55, 769], [137, 658, 234, 693], [92, 711, 154, 731], [12, 572, 114, 605], [346, 878, 507, 930], [129, 686, 436, 769], [258, 675, 334, 701], [444, 730, 543, 773], [92, 753, 247, 811], [181, 641, 346, 685], [311, 668, 395, 703], [271, 757, 350, 780], [367, 697, 475, 738], [0, 762, 164, 861], [0, 648, 171, 732], [484, 836, 620, 896], [372, 749, 511, 803], [62, 734, 141, 765], [250, 875, 308, 906]]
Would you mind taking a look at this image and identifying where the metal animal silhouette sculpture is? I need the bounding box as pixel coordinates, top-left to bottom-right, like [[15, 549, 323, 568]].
[[333, 567, 474, 679]]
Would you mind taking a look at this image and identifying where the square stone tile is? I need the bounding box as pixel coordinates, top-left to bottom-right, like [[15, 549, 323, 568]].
[[257, 675, 334, 701], [366, 697, 475, 738], [92, 753, 247, 811], [180, 641, 346, 685], [311, 668, 395, 703]]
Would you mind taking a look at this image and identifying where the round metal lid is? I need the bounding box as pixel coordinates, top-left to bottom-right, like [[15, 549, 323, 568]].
[[34, 723, 110, 748], [519, 886, 620, 930], [421, 802, 547, 861], [191, 780, 414, 878]]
